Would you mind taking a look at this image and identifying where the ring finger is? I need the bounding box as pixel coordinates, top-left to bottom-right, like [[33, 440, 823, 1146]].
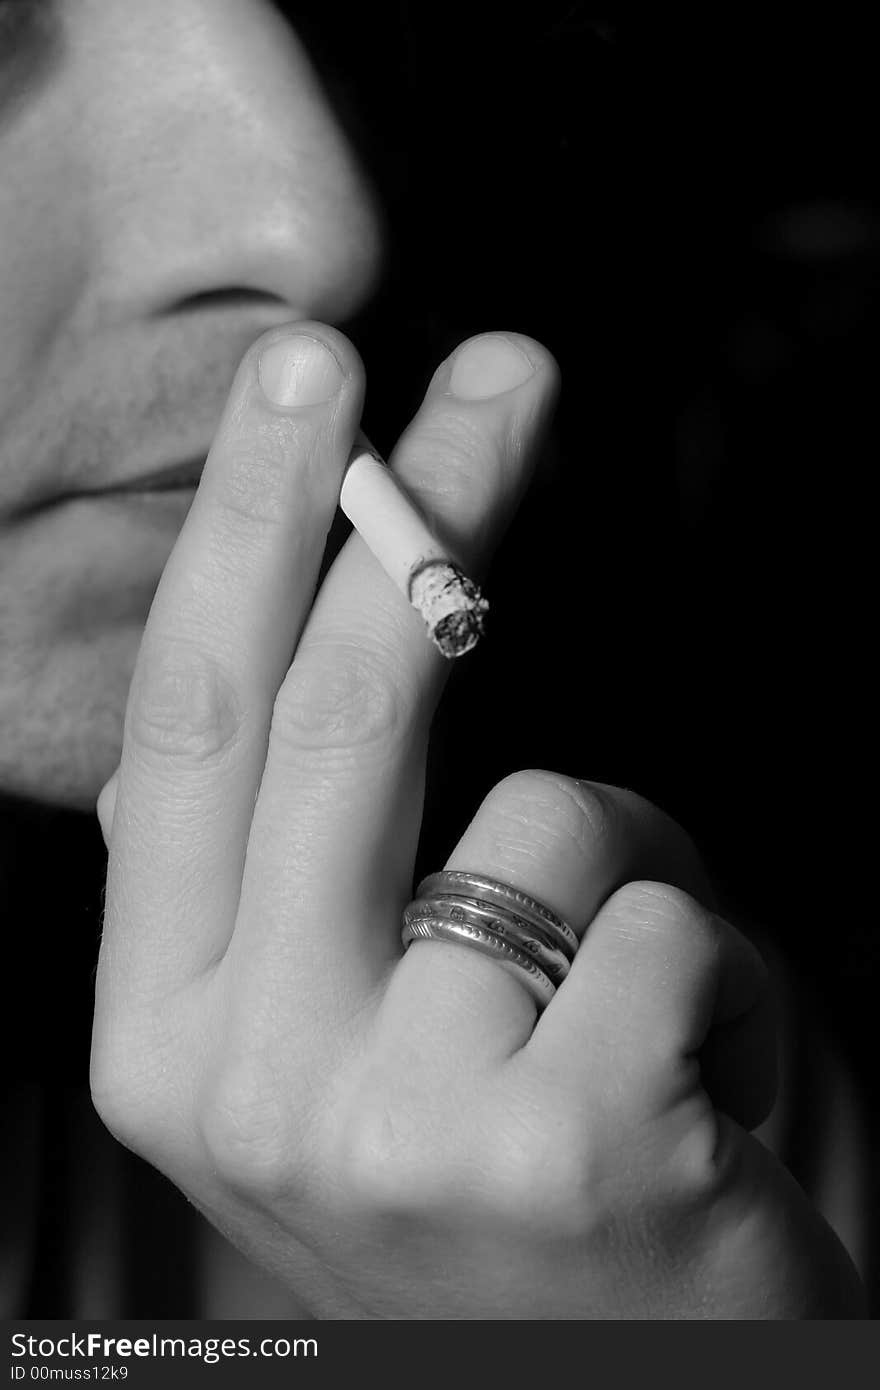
[[376, 770, 713, 1063]]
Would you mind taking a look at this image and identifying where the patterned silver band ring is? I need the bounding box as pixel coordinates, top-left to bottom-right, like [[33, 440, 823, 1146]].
[[403, 894, 572, 987], [401, 915, 556, 1011], [415, 870, 579, 960]]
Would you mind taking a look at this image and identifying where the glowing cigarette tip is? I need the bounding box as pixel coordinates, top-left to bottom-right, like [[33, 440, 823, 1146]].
[[339, 435, 489, 659]]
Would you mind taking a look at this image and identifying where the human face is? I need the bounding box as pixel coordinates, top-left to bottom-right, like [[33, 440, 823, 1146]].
[[0, 0, 383, 808]]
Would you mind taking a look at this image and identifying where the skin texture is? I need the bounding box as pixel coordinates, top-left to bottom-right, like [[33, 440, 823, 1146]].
[[1, 1, 867, 1317], [0, 0, 381, 806], [92, 322, 865, 1317]]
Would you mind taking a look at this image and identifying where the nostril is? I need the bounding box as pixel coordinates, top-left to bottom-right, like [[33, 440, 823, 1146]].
[[169, 288, 290, 316]]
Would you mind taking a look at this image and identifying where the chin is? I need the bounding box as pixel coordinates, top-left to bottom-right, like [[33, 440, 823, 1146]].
[[0, 630, 136, 814]]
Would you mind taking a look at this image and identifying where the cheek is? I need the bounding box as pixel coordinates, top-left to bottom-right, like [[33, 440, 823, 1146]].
[[0, 114, 87, 412]]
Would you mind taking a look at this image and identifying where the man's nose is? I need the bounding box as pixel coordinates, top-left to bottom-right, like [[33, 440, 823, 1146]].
[[80, 0, 384, 325]]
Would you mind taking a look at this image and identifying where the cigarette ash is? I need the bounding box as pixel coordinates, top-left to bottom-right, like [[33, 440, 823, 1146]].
[[408, 560, 489, 659]]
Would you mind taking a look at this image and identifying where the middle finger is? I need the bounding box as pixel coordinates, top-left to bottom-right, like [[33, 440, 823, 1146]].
[[228, 334, 560, 1028]]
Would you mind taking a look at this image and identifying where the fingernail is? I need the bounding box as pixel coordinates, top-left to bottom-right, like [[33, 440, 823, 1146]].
[[258, 335, 344, 408], [448, 335, 535, 400]]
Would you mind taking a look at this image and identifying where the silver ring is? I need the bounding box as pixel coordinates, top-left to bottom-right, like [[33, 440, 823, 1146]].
[[401, 915, 556, 1011], [403, 894, 572, 987], [415, 870, 578, 959]]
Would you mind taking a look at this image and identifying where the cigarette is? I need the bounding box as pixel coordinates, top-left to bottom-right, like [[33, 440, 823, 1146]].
[[339, 434, 489, 659]]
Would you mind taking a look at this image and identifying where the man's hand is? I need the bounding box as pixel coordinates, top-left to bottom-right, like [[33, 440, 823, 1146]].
[[92, 324, 865, 1318]]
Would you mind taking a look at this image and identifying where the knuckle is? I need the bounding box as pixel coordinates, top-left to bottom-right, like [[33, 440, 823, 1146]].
[[339, 1126, 430, 1218], [126, 639, 243, 766], [197, 1060, 303, 1205], [90, 1037, 168, 1159], [271, 640, 410, 762], [91, 1080, 140, 1152], [330, 1082, 461, 1219], [487, 1093, 610, 1237], [89, 1057, 134, 1144]]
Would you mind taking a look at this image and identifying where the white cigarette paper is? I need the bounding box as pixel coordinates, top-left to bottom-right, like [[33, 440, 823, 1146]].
[[339, 436, 489, 658]]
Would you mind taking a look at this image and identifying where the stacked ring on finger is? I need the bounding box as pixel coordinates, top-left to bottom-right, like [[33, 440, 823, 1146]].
[[417, 871, 579, 959], [401, 870, 579, 1012]]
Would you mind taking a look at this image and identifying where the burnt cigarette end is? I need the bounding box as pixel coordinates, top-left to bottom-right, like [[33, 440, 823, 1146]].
[[432, 606, 486, 658], [408, 560, 489, 660]]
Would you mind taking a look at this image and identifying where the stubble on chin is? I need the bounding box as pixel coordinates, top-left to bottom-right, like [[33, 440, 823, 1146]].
[[0, 625, 137, 811]]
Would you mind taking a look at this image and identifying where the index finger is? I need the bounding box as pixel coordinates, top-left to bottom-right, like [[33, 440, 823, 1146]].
[[97, 324, 364, 1010]]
